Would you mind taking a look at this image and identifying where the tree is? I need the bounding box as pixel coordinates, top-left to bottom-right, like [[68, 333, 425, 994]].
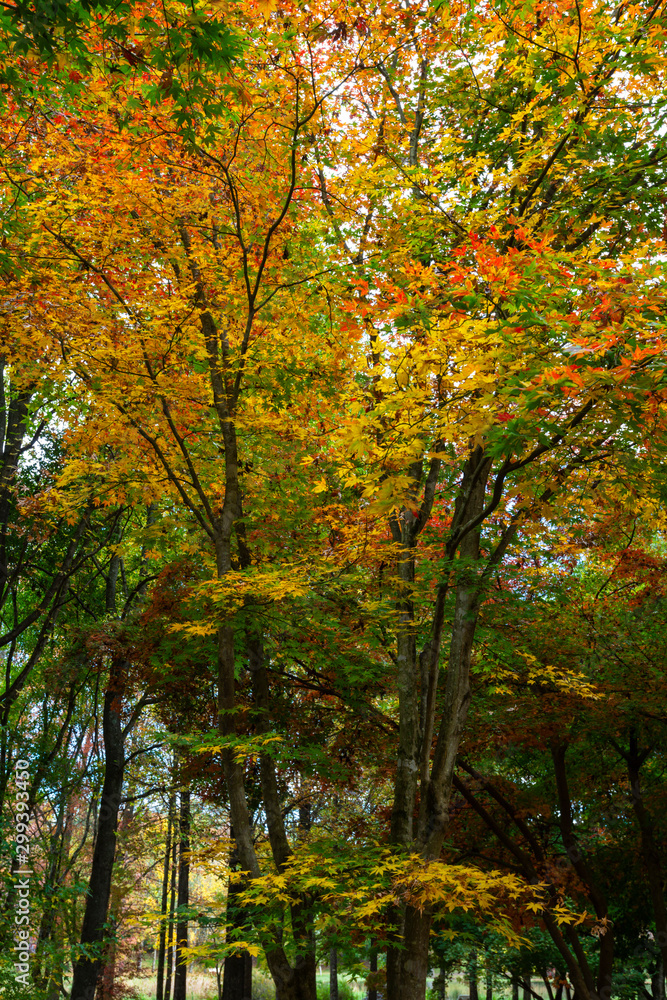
[[309, 0, 667, 992], [2, 1, 667, 999], [444, 500, 667, 999]]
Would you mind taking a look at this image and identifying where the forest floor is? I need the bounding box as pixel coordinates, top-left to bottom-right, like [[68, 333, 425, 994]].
[[119, 969, 552, 999], [121, 968, 368, 999]]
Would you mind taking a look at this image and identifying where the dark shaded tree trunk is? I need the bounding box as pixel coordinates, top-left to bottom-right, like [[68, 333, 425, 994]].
[[330, 949, 339, 1000], [652, 955, 665, 1000], [98, 799, 134, 1000], [164, 835, 178, 1000], [469, 951, 479, 1000], [625, 735, 667, 976], [368, 948, 378, 1000], [223, 834, 253, 1000], [244, 954, 253, 999], [173, 787, 190, 1000], [156, 796, 175, 1000], [222, 953, 252, 1000], [69, 657, 126, 1000], [221, 956, 244, 1000]]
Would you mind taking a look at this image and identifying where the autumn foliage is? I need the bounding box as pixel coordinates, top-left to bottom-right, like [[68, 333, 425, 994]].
[[1, 1, 667, 999]]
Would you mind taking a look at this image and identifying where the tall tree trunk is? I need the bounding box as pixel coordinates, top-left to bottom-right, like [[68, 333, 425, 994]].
[[222, 954, 252, 1000], [386, 448, 493, 1000], [180, 200, 317, 1000], [201, 306, 316, 999], [368, 948, 378, 1000], [652, 953, 665, 1000], [244, 953, 253, 1000], [485, 964, 493, 1000], [69, 657, 126, 1000], [164, 835, 178, 1000], [98, 799, 134, 1000], [222, 835, 253, 1000], [218, 617, 316, 1000], [330, 949, 339, 1000], [468, 951, 479, 1000], [625, 735, 667, 976], [388, 907, 432, 1000], [156, 796, 175, 1000], [173, 787, 190, 1000]]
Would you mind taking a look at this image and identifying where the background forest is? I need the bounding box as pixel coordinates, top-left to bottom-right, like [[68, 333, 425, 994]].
[[1, 1, 667, 999]]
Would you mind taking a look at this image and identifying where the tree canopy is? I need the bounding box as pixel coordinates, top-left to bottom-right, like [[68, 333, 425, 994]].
[[1, 1, 667, 999]]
